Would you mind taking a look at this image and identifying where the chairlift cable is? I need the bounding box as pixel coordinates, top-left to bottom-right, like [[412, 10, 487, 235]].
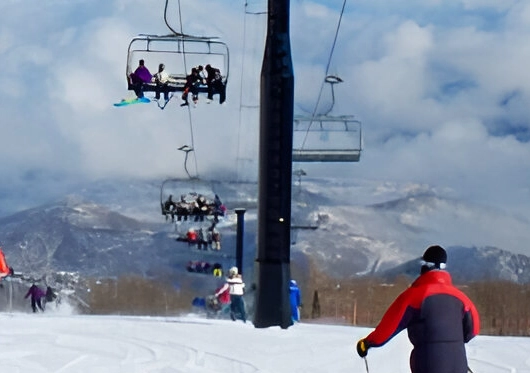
[[236, 0, 266, 181], [236, 1, 250, 181], [164, 0, 199, 178], [177, 0, 199, 178], [298, 0, 347, 152], [245, 0, 267, 15], [163, 0, 179, 36]]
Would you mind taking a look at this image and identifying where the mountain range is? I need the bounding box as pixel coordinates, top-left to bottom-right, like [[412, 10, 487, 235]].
[[1, 177, 530, 293]]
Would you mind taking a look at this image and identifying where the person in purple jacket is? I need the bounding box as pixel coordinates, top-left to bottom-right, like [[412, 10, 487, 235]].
[[129, 59, 153, 99], [24, 284, 46, 313]]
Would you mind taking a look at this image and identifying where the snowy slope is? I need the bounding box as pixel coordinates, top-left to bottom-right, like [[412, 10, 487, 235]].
[[0, 312, 527, 373]]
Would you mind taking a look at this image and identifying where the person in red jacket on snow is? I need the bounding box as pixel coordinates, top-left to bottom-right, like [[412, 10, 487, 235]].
[[356, 245, 480, 373]]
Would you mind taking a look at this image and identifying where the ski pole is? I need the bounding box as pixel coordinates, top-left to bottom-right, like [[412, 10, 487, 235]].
[[363, 357, 369, 373], [467, 367, 474, 373]]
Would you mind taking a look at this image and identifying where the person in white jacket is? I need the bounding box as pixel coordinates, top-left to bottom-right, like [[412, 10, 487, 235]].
[[215, 266, 246, 322], [153, 63, 177, 101]]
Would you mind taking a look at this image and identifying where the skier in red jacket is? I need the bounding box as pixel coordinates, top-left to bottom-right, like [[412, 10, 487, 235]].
[[356, 245, 480, 373]]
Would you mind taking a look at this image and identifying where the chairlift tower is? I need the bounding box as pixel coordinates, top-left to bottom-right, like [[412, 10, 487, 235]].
[[254, 0, 294, 329]]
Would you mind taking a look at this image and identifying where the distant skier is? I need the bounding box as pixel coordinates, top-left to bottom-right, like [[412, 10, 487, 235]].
[[215, 266, 246, 322], [205, 283, 231, 317], [25, 284, 46, 313], [215, 283, 231, 308], [356, 245, 480, 373], [289, 280, 301, 322], [45, 286, 58, 304]]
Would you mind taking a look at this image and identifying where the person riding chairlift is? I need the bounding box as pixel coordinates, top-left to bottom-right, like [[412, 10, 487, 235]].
[[153, 63, 177, 102], [205, 64, 226, 104], [129, 59, 153, 99], [180, 67, 202, 107]]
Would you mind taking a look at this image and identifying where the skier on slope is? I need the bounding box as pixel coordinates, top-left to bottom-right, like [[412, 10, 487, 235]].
[[25, 284, 46, 312], [356, 245, 480, 373], [289, 280, 301, 322], [215, 266, 246, 322]]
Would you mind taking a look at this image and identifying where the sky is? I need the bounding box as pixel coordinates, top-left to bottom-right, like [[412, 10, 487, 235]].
[[1, 309, 529, 373], [1, 0, 530, 220]]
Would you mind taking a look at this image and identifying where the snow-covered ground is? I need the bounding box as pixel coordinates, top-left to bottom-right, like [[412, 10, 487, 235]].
[[0, 310, 528, 373]]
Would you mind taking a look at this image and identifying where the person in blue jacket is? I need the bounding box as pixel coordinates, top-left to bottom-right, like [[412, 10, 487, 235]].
[[289, 280, 301, 322], [356, 245, 480, 373]]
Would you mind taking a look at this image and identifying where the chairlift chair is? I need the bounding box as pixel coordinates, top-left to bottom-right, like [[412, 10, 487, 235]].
[[160, 178, 226, 225], [292, 115, 362, 162], [126, 34, 230, 94]]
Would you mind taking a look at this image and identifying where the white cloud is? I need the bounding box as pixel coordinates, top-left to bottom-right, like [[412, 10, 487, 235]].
[[1, 0, 530, 223], [462, 0, 519, 11], [0, 28, 14, 54]]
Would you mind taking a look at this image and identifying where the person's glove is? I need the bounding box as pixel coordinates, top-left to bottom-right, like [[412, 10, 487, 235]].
[[356, 338, 370, 358]]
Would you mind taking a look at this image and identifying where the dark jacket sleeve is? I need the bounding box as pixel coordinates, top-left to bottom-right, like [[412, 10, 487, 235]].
[[460, 292, 480, 342]]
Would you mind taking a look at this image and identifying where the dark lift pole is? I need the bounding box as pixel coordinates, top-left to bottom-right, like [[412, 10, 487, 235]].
[[235, 208, 246, 273], [253, 0, 294, 329]]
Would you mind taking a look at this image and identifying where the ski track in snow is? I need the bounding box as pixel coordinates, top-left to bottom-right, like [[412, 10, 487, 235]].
[[1, 313, 530, 373], [0, 314, 258, 373]]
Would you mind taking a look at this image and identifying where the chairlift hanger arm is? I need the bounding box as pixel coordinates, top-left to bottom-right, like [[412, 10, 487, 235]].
[[162, 0, 219, 40]]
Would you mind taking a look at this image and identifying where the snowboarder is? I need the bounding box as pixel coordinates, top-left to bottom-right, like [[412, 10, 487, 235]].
[[356, 245, 480, 373], [129, 59, 153, 99]]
